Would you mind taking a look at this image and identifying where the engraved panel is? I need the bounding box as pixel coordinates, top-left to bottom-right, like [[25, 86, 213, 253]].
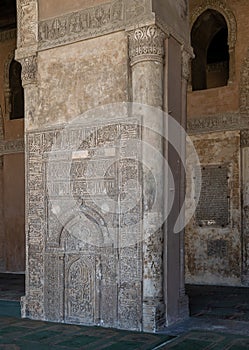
[[44, 254, 64, 321], [27, 117, 144, 330], [65, 256, 95, 324], [196, 165, 229, 227], [38, 0, 151, 50]]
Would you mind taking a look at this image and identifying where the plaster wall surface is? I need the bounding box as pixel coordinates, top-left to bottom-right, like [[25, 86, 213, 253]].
[[186, 131, 241, 286], [0, 35, 25, 272], [31, 31, 128, 130]]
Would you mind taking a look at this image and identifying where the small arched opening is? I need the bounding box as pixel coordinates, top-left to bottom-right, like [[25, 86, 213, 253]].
[[9, 59, 24, 120], [191, 9, 229, 91]]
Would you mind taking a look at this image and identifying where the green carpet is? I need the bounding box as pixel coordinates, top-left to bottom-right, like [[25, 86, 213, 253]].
[[186, 285, 249, 322], [0, 300, 21, 318], [0, 314, 173, 349], [163, 331, 249, 349]]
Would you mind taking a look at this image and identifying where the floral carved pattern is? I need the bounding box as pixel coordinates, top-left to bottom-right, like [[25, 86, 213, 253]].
[[128, 25, 166, 66]]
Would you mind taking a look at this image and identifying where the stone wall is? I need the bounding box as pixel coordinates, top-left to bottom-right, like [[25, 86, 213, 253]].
[[186, 0, 249, 286]]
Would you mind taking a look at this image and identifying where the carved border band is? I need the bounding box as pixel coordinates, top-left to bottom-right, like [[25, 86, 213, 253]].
[[241, 130, 249, 148], [0, 29, 16, 43], [240, 49, 249, 115], [0, 139, 25, 155], [38, 0, 152, 51], [187, 113, 246, 134]]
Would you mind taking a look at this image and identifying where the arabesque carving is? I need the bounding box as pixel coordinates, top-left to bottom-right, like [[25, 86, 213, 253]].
[[128, 25, 166, 66]]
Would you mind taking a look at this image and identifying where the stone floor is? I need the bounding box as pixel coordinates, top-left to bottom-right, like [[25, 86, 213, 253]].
[[1, 276, 249, 348]]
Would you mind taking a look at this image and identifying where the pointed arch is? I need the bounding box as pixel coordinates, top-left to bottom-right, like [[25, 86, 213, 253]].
[[191, 0, 236, 49], [190, 0, 237, 86]]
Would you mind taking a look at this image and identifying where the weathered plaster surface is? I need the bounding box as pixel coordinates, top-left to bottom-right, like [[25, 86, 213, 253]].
[[186, 131, 241, 286], [30, 31, 128, 130], [0, 34, 25, 272]]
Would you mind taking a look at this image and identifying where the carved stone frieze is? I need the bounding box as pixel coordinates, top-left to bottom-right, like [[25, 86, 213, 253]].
[[38, 0, 152, 51], [187, 113, 245, 134], [2, 139, 24, 154], [0, 29, 16, 43], [241, 130, 249, 148], [128, 25, 166, 66], [181, 48, 193, 81], [0, 139, 24, 155], [20, 55, 37, 85], [191, 0, 237, 48]]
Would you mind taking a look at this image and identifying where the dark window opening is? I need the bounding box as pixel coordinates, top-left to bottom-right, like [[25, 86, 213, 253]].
[[9, 60, 24, 120], [191, 9, 229, 91], [0, 0, 16, 31]]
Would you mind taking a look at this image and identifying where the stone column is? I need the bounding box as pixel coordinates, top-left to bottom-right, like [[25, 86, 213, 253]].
[[241, 131, 249, 285], [177, 47, 192, 316], [128, 25, 166, 332], [129, 25, 165, 108], [15, 0, 41, 319], [18, 54, 42, 319], [0, 102, 5, 271]]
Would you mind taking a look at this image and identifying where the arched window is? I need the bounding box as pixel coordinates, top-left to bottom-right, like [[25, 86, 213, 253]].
[[191, 9, 229, 91], [9, 59, 24, 120]]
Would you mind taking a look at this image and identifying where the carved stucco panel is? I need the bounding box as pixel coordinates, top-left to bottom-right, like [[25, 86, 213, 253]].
[[17, 0, 38, 50]]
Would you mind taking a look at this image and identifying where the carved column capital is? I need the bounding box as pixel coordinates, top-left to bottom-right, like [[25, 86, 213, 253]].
[[20, 55, 37, 86], [241, 130, 249, 148], [128, 25, 166, 66], [181, 48, 193, 81]]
